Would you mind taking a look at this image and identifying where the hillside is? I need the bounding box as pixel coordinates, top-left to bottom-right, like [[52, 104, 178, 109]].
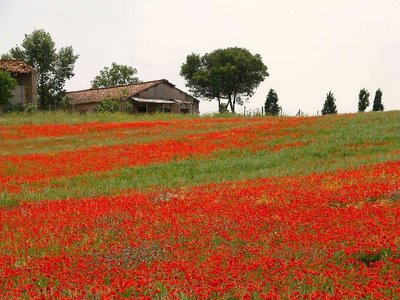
[[0, 111, 399, 298]]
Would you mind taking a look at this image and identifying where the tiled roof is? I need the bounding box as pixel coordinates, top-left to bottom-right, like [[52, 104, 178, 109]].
[[66, 80, 167, 105], [0, 60, 34, 74]]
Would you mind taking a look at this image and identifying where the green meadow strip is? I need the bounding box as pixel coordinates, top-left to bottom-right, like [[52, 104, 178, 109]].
[[0, 111, 241, 125]]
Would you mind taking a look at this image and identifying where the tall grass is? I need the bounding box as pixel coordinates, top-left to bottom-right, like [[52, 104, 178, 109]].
[[0, 111, 205, 125]]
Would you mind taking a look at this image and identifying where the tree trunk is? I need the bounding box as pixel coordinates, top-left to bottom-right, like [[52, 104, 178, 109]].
[[39, 76, 45, 110], [227, 95, 234, 113], [232, 92, 237, 113], [224, 101, 230, 112]]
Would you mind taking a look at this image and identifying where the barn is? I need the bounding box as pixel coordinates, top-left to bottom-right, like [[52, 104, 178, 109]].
[[66, 79, 200, 114], [0, 60, 38, 107]]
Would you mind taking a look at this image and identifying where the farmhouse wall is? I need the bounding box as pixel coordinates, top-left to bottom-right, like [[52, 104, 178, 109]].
[[9, 72, 38, 106], [139, 83, 181, 100], [72, 102, 98, 113]]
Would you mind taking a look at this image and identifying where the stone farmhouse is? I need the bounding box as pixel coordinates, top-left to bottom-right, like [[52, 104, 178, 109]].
[[66, 79, 200, 114], [0, 60, 38, 106]]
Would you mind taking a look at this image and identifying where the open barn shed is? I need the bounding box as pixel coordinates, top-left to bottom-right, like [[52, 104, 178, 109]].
[[66, 79, 200, 114]]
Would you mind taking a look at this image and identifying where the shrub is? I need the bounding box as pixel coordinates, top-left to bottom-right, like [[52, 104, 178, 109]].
[[2, 102, 38, 113], [96, 99, 121, 113], [23, 103, 38, 113], [2, 102, 24, 113], [0, 70, 17, 107], [56, 95, 73, 111]]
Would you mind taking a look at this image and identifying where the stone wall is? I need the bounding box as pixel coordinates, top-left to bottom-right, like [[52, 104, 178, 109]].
[[9, 72, 38, 106]]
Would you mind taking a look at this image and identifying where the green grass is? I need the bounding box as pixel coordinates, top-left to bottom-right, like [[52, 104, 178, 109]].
[[1, 110, 400, 206], [0, 111, 238, 125]]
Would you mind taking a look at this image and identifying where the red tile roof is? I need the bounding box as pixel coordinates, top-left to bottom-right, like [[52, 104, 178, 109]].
[[66, 80, 168, 105], [0, 60, 34, 74]]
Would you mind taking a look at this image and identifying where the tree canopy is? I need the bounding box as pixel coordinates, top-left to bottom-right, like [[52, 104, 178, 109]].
[[2, 29, 79, 110], [91, 63, 140, 88], [358, 88, 370, 112], [322, 91, 338, 115], [264, 89, 280, 116], [180, 47, 268, 113], [372, 89, 384, 111], [0, 70, 17, 106]]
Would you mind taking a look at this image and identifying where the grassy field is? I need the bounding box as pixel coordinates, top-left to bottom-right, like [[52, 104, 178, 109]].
[[0, 111, 399, 298]]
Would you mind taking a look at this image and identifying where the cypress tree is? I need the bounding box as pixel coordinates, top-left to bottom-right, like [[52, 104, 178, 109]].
[[321, 91, 338, 115], [358, 88, 370, 112], [372, 89, 384, 111], [264, 89, 280, 115]]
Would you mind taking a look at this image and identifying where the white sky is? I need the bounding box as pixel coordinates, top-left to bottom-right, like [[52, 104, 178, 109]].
[[1, 0, 399, 115]]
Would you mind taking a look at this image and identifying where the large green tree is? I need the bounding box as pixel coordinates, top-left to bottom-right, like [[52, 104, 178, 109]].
[[372, 89, 384, 111], [0, 70, 17, 106], [2, 29, 79, 110], [264, 89, 280, 116], [358, 88, 370, 112], [180, 47, 269, 113], [321, 91, 338, 115], [91, 63, 140, 88]]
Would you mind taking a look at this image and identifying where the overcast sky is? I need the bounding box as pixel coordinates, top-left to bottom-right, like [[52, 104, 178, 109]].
[[1, 0, 399, 115]]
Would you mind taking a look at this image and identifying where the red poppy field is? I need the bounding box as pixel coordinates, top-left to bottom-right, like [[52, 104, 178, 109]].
[[0, 112, 399, 298]]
